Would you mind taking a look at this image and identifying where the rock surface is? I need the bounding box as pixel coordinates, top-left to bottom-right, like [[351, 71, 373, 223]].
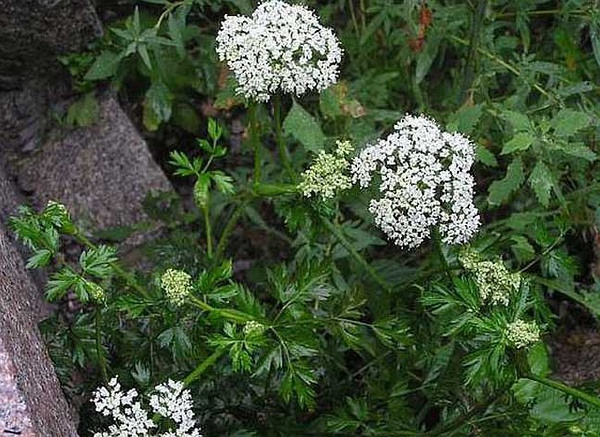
[[0, 225, 79, 437], [17, 94, 173, 231]]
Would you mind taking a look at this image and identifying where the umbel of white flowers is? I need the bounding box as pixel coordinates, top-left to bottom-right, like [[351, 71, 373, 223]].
[[92, 377, 201, 436], [351, 114, 480, 249], [216, 0, 342, 102]]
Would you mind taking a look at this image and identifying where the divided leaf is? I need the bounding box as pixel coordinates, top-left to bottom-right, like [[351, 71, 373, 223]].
[[488, 158, 525, 206]]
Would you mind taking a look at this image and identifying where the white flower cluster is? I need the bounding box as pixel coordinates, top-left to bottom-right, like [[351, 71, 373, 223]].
[[351, 114, 480, 249], [460, 251, 521, 306], [92, 377, 201, 437], [216, 0, 342, 102], [298, 140, 354, 199], [505, 319, 541, 349], [161, 269, 193, 306]]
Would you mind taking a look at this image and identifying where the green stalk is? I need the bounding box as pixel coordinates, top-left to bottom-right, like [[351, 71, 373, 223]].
[[320, 216, 392, 292], [183, 348, 225, 387], [202, 203, 213, 258], [248, 102, 262, 183], [95, 308, 108, 383], [215, 200, 247, 261], [524, 373, 600, 409], [274, 94, 295, 181], [189, 296, 253, 323]]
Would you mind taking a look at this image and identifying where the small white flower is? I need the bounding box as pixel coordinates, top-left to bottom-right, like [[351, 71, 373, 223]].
[[351, 114, 480, 249], [216, 0, 342, 102], [92, 377, 202, 436]]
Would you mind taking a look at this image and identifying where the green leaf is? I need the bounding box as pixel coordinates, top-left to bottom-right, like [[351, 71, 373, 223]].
[[476, 144, 498, 167], [501, 110, 532, 132], [144, 80, 173, 130], [528, 161, 554, 207], [66, 92, 99, 127], [551, 109, 589, 137], [319, 86, 343, 119], [448, 104, 483, 135], [84, 51, 122, 81], [510, 235, 535, 263], [560, 142, 596, 162], [283, 101, 326, 153], [501, 132, 535, 155], [79, 245, 117, 279], [211, 171, 235, 195], [487, 157, 525, 206]]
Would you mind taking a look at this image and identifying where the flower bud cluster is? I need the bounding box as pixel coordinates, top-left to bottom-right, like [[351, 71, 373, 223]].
[[351, 114, 479, 249], [243, 320, 267, 337], [298, 140, 354, 200], [505, 319, 541, 349], [460, 251, 521, 306], [161, 269, 193, 306], [216, 0, 342, 102], [92, 377, 202, 437]]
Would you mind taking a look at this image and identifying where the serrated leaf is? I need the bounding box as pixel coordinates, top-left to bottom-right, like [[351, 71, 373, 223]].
[[488, 158, 524, 206], [510, 235, 535, 263], [560, 142, 596, 162], [501, 132, 535, 155], [551, 108, 589, 137], [529, 161, 554, 207], [476, 144, 498, 167], [448, 104, 483, 135], [283, 101, 326, 153], [84, 51, 122, 81], [501, 110, 532, 132]]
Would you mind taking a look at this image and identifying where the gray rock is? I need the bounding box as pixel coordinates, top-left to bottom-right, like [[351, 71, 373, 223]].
[[17, 94, 173, 232], [0, 224, 78, 436]]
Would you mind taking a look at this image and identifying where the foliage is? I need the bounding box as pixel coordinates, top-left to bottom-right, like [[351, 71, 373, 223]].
[[14, 0, 600, 435]]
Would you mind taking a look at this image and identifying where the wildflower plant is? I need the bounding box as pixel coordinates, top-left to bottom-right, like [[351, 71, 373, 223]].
[[15, 0, 600, 436]]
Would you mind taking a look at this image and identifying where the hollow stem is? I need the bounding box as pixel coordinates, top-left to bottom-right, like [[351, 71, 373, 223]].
[[273, 94, 294, 181], [248, 102, 261, 183], [183, 348, 226, 387], [202, 203, 213, 258], [95, 308, 108, 383]]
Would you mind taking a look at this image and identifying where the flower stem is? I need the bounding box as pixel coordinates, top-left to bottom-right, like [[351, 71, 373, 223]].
[[202, 203, 213, 258], [95, 308, 108, 383], [183, 348, 226, 387], [320, 216, 392, 292], [274, 94, 295, 181], [248, 102, 261, 183], [215, 200, 248, 261], [524, 373, 600, 409]]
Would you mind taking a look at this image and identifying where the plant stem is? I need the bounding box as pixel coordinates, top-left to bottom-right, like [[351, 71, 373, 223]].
[[189, 296, 253, 323], [183, 348, 225, 387], [202, 203, 213, 258], [320, 216, 392, 292], [95, 308, 108, 383], [215, 200, 247, 261], [248, 102, 262, 183], [273, 94, 295, 181], [524, 373, 600, 408]]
